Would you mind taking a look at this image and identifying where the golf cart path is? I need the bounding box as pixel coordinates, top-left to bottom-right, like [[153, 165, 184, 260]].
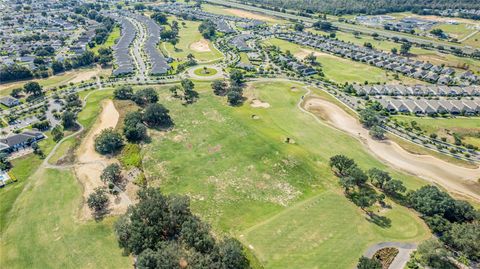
[[364, 242, 417, 269], [299, 88, 480, 202]]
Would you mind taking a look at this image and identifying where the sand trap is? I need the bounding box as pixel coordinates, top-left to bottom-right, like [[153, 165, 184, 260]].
[[190, 39, 211, 52], [304, 97, 480, 202], [74, 100, 132, 220], [225, 8, 278, 22], [251, 99, 270, 108]]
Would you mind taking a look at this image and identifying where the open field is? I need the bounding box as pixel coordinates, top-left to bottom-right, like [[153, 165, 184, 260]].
[[0, 68, 103, 96], [142, 80, 429, 268], [202, 4, 285, 24], [264, 38, 422, 85], [162, 19, 223, 62]]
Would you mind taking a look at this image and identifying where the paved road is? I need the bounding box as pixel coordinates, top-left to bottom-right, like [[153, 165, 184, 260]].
[[364, 242, 417, 269]]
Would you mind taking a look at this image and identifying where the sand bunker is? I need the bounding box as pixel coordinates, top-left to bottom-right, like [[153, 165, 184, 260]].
[[190, 39, 211, 52], [304, 97, 480, 202], [225, 8, 278, 22], [251, 99, 270, 108], [74, 100, 132, 220]]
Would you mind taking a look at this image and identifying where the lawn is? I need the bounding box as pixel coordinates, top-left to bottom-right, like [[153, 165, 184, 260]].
[[0, 168, 130, 269], [463, 31, 480, 48], [264, 38, 419, 84], [142, 81, 429, 268], [391, 115, 480, 156], [202, 3, 286, 24], [0, 87, 129, 268], [434, 23, 474, 40], [162, 19, 223, 62], [193, 67, 218, 76], [410, 47, 480, 73]]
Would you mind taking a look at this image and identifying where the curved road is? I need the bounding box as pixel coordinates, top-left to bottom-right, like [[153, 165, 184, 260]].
[[363, 242, 417, 269]]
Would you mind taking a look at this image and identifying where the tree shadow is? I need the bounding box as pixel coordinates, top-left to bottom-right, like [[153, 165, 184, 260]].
[[366, 212, 392, 228]]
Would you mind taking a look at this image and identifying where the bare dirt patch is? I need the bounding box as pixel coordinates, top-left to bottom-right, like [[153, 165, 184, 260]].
[[190, 39, 211, 52], [304, 97, 480, 202], [69, 69, 99, 84], [225, 8, 278, 22], [294, 49, 331, 60], [73, 100, 134, 220]]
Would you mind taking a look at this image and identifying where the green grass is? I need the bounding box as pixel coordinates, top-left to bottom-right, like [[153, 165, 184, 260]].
[[0, 168, 130, 268], [119, 143, 142, 168], [142, 81, 429, 268], [264, 38, 420, 84], [1, 87, 129, 268], [391, 115, 480, 134], [434, 23, 474, 40], [463, 31, 480, 49], [193, 67, 218, 76], [90, 26, 120, 54], [162, 19, 223, 62]]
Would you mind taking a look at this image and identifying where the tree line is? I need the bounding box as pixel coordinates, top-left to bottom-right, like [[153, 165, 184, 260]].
[[243, 0, 480, 15]]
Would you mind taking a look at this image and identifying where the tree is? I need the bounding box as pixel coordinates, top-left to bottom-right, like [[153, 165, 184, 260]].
[[198, 20, 216, 40], [391, 47, 398, 54], [180, 79, 198, 104], [359, 107, 381, 128], [218, 238, 250, 269], [212, 80, 228, 96], [313, 20, 333, 31], [169, 85, 180, 97], [113, 85, 133, 100], [51, 60, 65, 74], [416, 239, 455, 269], [94, 128, 124, 155], [357, 256, 382, 269], [87, 187, 109, 220], [227, 90, 243, 106], [353, 188, 378, 210], [368, 168, 391, 188], [133, 88, 158, 106], [23, 81, 43, 96], [0, 152, 11, 170], [329, 155, 356, 176], [101, 163, 122, 184], [51, 125, 64, 142], [151, 12, 168, 24], [443, 222, 480, 261], [142, 103, 173, 128], [124, 111, 147, 142], [229, 70, 244, 86], [400, 43, 412, 55], [62, 111, 77, 129], [294, 22, 304, 31], [10, 88, 22, 98], [304, 52, 317, 65], [430, 28, 444, 37], [369, 125, 385, 139], [382, 179, 406, 195]]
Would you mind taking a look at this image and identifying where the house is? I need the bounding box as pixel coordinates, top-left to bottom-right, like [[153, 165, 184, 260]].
[[0, 96, 20, 107], [0, 170, 11, 187], [0, 130, 45, 153]]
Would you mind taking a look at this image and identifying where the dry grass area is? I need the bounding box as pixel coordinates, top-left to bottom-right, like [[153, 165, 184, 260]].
[[224, 8, 279, 22]]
